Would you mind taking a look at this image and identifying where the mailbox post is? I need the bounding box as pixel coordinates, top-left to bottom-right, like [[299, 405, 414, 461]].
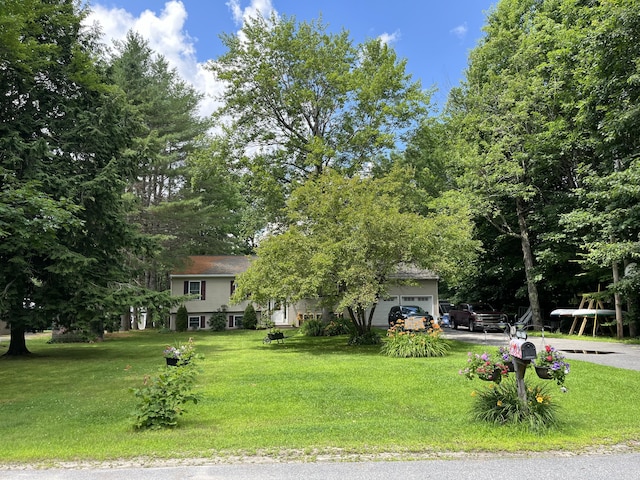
[[509, 339, 537, 403]]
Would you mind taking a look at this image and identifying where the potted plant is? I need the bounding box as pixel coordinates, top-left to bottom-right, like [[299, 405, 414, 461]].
[[460, 351, 509, 383], [163, 338, 196, 366], [532, 344, 570, 389]]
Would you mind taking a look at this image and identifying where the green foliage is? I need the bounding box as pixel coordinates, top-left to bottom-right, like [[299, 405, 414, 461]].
[[209, 12, 429, 226], [208, 307, 227, 332], [442, 0, 640, 328], [348, 331, 382, 346], [242, 304, 258, 330], [324, 317, 352, 336], [131, 361, 201, 430], [109, 32, 227, 267], [300, 319, 325, 337], [0, 0, 151, 353], [470, 380, 559, 432], [381, 320, 450, 358], [175, 305, 188, 332], [232, 169, 479, 337]]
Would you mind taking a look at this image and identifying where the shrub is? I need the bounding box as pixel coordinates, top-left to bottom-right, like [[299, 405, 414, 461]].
[[208, 307, 227, 332], [324, 317, 352, 336], [470, 379, 559, 432], [175, 305, 188, 332], [131, 361, 201, 429], [300, 318, 325, 336], [243, 304, 258, 330], [258, 318, 275, 330], [348, 331, 381, 345], [381, 319, 450, 357]]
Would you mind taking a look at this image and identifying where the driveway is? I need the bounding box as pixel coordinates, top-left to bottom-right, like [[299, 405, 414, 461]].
[[443, 328, 640, 371]]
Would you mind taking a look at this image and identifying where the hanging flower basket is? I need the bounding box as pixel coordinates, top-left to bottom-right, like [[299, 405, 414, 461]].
[[166, 357, 179, 366], [535, 366, 553, 380], [480, 369, 502, 382], [532, 345, 570, 388]]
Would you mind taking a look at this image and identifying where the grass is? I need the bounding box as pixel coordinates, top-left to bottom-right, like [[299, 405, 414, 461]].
[[0, 329, 639, 465]]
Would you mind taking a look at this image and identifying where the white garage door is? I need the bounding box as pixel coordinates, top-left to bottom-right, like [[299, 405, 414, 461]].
[[371, 296, 400, 327], [400, 295, 434, 318]]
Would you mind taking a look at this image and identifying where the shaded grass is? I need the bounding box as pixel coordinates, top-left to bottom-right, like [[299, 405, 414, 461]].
[[0, 329, 639, 464]]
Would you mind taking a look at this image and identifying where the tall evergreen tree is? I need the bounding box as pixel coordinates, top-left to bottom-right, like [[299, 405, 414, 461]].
[[0, 0, 146, 354], [109, 32, 242, 291]]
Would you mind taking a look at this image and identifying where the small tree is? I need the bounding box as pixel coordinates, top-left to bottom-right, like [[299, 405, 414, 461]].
[[175, 305, 188, 332], [242, 304, 258, 330]]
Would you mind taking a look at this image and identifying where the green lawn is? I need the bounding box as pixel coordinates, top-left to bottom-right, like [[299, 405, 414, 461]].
[[1, 329, 638, 465]]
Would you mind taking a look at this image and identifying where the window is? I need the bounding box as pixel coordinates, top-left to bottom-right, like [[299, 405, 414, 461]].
[[183, 280, 206, 300], [189, 316, 200, 329], [228, 315, 243, 328], [401, 296, 430, 303]]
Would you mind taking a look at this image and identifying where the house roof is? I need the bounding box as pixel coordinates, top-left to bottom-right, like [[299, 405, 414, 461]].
[[171, 256, 255, 277], [390, 263, 439, 280]]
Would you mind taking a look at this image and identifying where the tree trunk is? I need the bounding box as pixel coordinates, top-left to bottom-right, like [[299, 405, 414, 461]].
[[121, 309, 131, 331], [624, 260, 637, 338], [347, 305, 369, 334], [612, 261, 624, 339], [516, 198, 543, 329], [367, 303, 377, 330], [5, 325, 30, 356]]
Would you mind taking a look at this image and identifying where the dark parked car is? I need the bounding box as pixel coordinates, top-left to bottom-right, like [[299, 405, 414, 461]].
[[388, 305, 433, 327], [448, 303, 508, 332]]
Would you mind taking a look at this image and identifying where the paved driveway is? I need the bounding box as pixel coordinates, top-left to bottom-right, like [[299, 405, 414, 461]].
[[443, 328, 640, 371]]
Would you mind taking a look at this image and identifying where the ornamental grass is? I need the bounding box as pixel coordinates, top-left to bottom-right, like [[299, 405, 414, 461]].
[[470, 380, 559, 432]]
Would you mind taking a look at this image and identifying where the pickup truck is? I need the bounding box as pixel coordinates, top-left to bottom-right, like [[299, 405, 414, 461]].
[[448, 303, 508, 332]]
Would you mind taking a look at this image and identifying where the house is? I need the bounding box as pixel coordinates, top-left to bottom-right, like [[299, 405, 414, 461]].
[[169, 255, 440, 330]]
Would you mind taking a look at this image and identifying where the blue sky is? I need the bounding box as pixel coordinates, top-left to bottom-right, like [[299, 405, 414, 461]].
[[87, 0, 496, 115]]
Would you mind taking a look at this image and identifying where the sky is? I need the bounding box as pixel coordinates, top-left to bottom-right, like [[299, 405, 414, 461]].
[[86, 0, 496, 117]]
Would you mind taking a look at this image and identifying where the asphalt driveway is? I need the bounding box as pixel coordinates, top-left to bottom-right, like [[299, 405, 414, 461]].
[[443, 328, 640, 371]]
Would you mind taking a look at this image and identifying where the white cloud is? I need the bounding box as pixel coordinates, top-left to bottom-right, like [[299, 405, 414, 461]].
[[450, 22, 468, 40], [87, 1, 222, 117], [86, 1, 279, 118], [378, 30, 400, 46], [226, 0, 275, 27]]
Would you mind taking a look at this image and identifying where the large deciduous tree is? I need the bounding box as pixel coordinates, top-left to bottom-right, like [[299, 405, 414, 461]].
[[446, 0, 590, 328], [559, 0, 640, 338], [445, 0, 640, 336], [231, 169, 479, 335], [208, 13, 429, 227], [0, 0, 146, 354]]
